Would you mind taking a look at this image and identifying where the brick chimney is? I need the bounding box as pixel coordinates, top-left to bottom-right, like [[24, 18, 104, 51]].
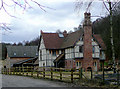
[[83, 12, 93, 71]]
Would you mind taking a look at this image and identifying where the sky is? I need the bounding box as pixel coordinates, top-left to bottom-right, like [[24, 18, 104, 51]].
[[0, 0, 109, 44]]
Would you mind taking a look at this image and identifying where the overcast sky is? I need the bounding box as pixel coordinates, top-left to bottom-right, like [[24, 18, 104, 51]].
[[1, 0, 109, 44]]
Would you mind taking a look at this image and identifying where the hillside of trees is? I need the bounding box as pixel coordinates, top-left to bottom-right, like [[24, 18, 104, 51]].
[[92, 4, 120, 62]]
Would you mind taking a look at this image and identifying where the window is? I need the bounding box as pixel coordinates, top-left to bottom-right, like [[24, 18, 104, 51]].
[[14, 53, 16, 56], [58, 33, 64, 38], [79, 62, 81, 66], [49, 50, 52, 54], [40, 50, 42, 60], [92, 46, 95, 53], [76, 62, 81, 67], [79, 46, 83, 53], [93, 62, 97, 66], [76, 62, 78, 67], [52, 50, 56, 56]]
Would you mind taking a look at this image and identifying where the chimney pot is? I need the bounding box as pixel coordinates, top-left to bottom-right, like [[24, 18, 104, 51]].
[[84, 12, 91, 26]]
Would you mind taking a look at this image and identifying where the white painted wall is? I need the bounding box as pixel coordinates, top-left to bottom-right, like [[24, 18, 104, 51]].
[[39, 37, 62, 67], [39, 36, 104, 67], [92, 40, 100, 58], [65, 40, 84, 59]]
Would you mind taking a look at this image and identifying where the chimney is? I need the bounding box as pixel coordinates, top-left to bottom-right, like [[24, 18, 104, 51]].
[[41, 30, 43, 34], [63, 30, 67, 34], [83, 12, 93, 71], [83, 12, 91, 26]]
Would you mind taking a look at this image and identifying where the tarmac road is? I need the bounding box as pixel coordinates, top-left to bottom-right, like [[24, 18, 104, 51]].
[[2, 75, 107, 89], [2, 75, 67, 87]]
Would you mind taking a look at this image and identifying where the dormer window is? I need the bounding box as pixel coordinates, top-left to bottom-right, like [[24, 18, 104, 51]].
[[14, 53, 16, 55], [58, 33, 64, 38]]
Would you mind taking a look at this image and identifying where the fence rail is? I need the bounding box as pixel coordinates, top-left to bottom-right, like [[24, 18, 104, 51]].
[[2, 66, 119, 85], [1, 66, 86, 83]]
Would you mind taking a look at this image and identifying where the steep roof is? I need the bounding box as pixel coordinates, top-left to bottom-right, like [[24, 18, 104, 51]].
[[93, 34, 106, 50], [61, 29, 83, 48], [7, 46, 38, 58], [41, 33, 67, 49], [40, 30, 105, 50]]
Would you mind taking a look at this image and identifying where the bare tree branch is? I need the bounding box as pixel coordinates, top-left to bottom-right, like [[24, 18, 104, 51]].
[[103, 1, 110, 12], [0, 0, 54, 31]]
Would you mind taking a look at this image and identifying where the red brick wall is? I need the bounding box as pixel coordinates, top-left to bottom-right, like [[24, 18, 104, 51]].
[[83, 25, 93, 71], [65, 13, 101, 71], [65, 60, 75, 69]]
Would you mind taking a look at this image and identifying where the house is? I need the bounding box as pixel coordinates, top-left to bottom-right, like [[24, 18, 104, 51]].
[[0, 43, 7, 60], [5, 46, 38, 68], [38, 12, 106, 71]]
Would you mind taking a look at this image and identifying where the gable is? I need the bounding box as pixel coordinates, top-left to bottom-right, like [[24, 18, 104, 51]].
[[39, 37, 45, 49], [93, 35, 106, 50], [41, 33, 66, 49]]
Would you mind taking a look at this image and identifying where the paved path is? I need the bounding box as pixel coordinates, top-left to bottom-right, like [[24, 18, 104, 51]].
[[2, 75, 67, 87]]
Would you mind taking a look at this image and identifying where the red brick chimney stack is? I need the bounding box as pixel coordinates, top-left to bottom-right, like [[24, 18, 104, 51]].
[[83, 12, 93, 71]]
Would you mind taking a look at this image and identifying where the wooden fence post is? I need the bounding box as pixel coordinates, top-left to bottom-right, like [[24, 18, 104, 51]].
[[80, 68, 82, 79], [2, 68, 3, 74], [37, 67, 39, 78], [13, 67, 15, 75], [31, 66, 33, 77], [60, 68, 62, 81], [9, 68, 11, 75], [7, 68, 9, 75], [71, 68, 73, 83], [43, 66, 45, 78], [6, 68, 8, 75], [23, 66, 24, 75], [91, 69, 93, 80], [19, 66, 21, 75], [102, 61, 105, 83], [16, 67, 18, 75], [117, 69, 119, 85], [5, 68, 7, 75], [15, 67, 16, 75], [1, 68, 3, 74], [26, 66, 28, 76], [51, 67, 53, 80], [3, 68, 5, 74], [79, 68, 81, 79]]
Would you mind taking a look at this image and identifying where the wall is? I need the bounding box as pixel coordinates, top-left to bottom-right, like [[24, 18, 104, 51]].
[[39, 37, 62, 67]]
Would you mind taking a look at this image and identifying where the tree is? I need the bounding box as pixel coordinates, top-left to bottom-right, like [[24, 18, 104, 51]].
[[75, 0, 120, 73], [0, 0, 48, 31]]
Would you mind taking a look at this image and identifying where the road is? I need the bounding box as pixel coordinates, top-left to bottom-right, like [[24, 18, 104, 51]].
[[2, 75, 67, 87], [2, 75, 108, 89]]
